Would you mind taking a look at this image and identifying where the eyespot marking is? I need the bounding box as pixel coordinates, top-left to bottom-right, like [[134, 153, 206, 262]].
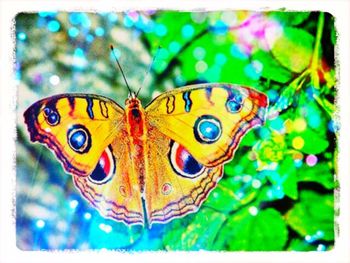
[[43, 106, 60, 126], [194, 115, 222, 144], [162, 183, 172, 195], [67, 124, 91, 153], [89, 145, 116, 185], [169, 141, 205, 178], [226, 90, 244, 113]]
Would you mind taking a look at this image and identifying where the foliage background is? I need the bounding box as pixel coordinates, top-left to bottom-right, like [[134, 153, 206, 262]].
[[15, 11, 336, 251]]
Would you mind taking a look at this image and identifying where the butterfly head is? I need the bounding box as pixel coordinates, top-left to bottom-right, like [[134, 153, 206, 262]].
[[125, 91, 141, 108]]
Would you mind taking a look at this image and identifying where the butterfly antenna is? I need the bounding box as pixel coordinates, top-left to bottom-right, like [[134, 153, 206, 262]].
[[110, 45, 132, 95], [135, 46, 161, 97]]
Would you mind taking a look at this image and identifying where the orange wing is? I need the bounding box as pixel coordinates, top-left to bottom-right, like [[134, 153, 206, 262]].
[[24, 94, 125, 176], [145, 83, 268, 167], [73, 132, 145, 225], [144, 126, 223, 226], [24, 94, 144, 225]]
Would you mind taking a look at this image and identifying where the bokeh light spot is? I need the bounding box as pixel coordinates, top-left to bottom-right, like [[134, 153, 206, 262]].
[[230, 44, 249, 60], [269, 117, 284, 131], [244, 61, 262, 80], [193, 47, 206, 60], [305, 235, 313, 242], [38, 12, 57, 18], [74, 48, 84, 58], [190, 12, 207, 24], [84, 212, 91, 220], [86, 34, 94, 43], [99, 223, 112, 233], [306, 154, 318, 166], [48, 20, 60, 32], [123, 16, 134, 27], [213, 20, 228, 34], [182, 24, 194, 38], [169, 41, 180, 54], [328, 120, 338, 133], [36, 219, 45, 229], [308, 114, 321, 129], [68, 27, 79, 38], [69, 13, 81, 25], [215, 53, 227, 65], [195, 60, 208, 73], [18, 32, 27, 41], [292, 136, 304, 150], [95, 27, 105, 37], [252, 179, 262, 189], [221, 12, 237, 26], [108, 13, 118, 23], [249, 206, 258, 216], [69, 200, 79, 209], [293, 118, 307, 132], [49, 75, 60, 86], [175, 75, 186, 86], [243, 175, 252, 182], [155, 24, 167, 37], [317, 244, 326, 251]]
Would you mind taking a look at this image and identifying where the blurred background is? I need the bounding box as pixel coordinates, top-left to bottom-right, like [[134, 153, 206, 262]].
[[16, 11, 336, 251]]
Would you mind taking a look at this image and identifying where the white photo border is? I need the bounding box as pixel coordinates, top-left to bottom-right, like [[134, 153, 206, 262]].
[[1, 0, 349, 263]]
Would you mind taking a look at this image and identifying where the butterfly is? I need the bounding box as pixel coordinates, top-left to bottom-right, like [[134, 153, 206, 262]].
[[24, 83, 268, 227]]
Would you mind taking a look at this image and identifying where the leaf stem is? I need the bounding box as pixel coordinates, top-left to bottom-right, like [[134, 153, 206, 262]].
[[311, 12, 325, 70], [310, 12, 325, 89]]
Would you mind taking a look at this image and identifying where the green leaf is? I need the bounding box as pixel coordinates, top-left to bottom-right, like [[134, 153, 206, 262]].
[[330, 20, 337, 46], [279, 157, 298, 199], [298, 162, 335, 190], [268, 80, 299, 114], [145, 12, 209, 74], [285, 190, 334, 241], [287, 238, 318, 251], [163, 208, 226, 250], [271, 27, 314, 73], [290, 129, 329, 155], [179, 33, 255, 85], [216, 208, 288, 251], [239, 130, 258, 147], [269, 12, 310, 26], [205, 177, 259, 213], [252, 50, 292, 83], [267, 156, 298, 200]]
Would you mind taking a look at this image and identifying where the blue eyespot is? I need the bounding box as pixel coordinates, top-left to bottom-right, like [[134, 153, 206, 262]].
[[43, 106, 60, 126], [226, 99, 242, 113], [194, 115, 222, 144], [67, 125, 91, 153], [47, 112, 60, 125], [169, 142, 204, 178], [226, 91, 244, 113], [70, 130, 87, 149], [43, 107, 51, 116]]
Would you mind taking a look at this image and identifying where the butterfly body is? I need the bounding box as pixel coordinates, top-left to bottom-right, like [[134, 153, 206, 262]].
[[125, 95, 148, 193], [24, 83, 268, 226]]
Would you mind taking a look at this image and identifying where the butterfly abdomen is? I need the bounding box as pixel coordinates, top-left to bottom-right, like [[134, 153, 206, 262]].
[[125, 97, 147, 193]]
